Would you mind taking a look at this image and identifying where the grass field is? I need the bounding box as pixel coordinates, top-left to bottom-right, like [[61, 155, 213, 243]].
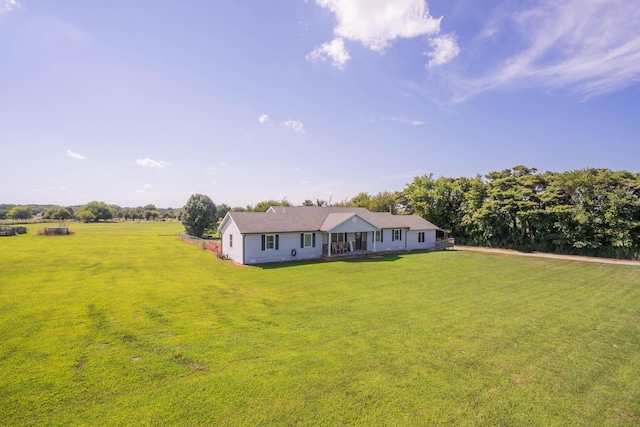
[[1, 222, 639, 426]]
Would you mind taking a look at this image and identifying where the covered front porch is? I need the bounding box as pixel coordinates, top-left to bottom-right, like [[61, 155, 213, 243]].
[[322, 231, 377, 257], [319, 212, 380, 258]]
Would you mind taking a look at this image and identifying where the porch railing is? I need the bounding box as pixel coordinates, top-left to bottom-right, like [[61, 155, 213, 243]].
[[435, 238, 455, 250]]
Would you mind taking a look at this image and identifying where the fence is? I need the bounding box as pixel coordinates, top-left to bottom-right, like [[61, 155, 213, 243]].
[[435, 237, 455, 250], [178, 233, 224, 258]]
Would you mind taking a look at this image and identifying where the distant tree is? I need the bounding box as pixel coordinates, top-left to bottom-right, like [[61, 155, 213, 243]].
[[110, 204, 123, 220], [163, 208, 177, 219], [7, 206, 32, 220], [143, 204, 157, 220], [349, 192, 372, 209], [78, 201, 114, 222], [52, 208, 74, 223], [302, 199, 315, 206], [43, 207, 59, 219], [76, 210, 96, 223], [331, 198, 350, 208], [247, 199, 291, 212], [181, 194, 217, 238], [216, 203, 231, 222], [369, 191, 399, 213]]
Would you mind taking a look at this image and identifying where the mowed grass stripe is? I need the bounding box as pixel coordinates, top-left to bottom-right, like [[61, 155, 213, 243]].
[[1, 222, 639, 426]]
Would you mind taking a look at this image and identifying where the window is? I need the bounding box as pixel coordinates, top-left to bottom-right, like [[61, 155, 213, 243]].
[[265, 234, 275, 250], [229, 234, 233, 248], [304, 233, 313, 247], [331, 233, 347, 243], [261, 234, 279, 251], [375, 230, 381, 242], [418, 232, 425, 243], [393, 229, 401, 241]]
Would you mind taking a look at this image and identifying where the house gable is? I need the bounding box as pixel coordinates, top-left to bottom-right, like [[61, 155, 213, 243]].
[[321, 213, 378, 233]]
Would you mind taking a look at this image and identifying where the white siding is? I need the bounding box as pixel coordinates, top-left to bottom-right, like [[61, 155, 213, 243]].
[[243, 232, 323, 264], [330, 216, 378, 234], [219, 219, 243, 264], [405, 230, 437, 250], [374, 228, 408, 252]]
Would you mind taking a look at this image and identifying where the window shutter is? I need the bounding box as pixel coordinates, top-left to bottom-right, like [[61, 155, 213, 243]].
[[381, 230, 384, 242], [399, 230, 402, 241], [312, 233, 316, 247], [261, 235, 265, 251], [275, 235, 279, 250], [300, 233, 304, 249], [392, 230, 395, 241]]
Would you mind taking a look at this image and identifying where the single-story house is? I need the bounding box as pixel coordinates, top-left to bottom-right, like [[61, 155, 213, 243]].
[[218, 206, 449, 265]]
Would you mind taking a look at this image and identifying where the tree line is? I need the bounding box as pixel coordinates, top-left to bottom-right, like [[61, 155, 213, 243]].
[[397, 166, 640, 259], [5, 165, 639, 259], [243, 166, 639, 259], [0, 203, 180, 222]]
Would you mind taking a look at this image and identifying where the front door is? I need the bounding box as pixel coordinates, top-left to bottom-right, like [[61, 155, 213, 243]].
[[355, 232, 365, 250]]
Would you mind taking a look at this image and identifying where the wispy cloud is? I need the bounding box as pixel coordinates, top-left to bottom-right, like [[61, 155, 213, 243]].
[[306, 38, 351, 69], [452, 0, 640, 102], [0, 0, 20, 14], [258, 114, 269, 124], [392, 117, 426, 126], [283, 119, 305, 134], [67, 149, 86, 160], [308, 0, 458, 69], [135, 158, 170, 168]]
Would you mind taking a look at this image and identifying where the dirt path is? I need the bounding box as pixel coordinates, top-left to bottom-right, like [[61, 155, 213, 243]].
[[454, 245, 640, 267]]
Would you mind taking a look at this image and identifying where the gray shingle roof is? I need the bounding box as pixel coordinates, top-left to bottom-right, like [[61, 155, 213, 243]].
[[222, 206, 442, 234]]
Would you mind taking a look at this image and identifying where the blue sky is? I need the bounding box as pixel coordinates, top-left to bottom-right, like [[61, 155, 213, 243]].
[[1, 0, 639, 209]]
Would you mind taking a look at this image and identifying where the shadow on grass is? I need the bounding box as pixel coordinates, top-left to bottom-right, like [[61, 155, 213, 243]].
[[255, 250, 449, 269]]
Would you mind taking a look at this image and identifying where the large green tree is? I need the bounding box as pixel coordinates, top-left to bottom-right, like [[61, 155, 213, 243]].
[[77, 201, 114, 222], [52, 208, 74, 223], [181, 194, 217, 238], [7, 206, 32, 220]]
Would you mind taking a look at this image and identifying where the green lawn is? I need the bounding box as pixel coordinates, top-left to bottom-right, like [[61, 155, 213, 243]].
[[1, 222, 639, 426]]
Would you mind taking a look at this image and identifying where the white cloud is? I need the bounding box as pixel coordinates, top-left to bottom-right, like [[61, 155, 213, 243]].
[[426, 33, 460, 67], [283, 119, 305, 133], [306, 38, 351, 69], [67, 149, 86, 160], [258, 114, 269, 124], [453, 0, 640, 102], [143, 184, 154, 190], [309, 0, 457, 68], [0, 0, 20, 13], [317, 0, 441, 51], [135, 158, 170, 168]]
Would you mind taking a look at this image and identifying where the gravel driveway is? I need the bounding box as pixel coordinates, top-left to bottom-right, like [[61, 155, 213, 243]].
[[454, 245, 640, 267]]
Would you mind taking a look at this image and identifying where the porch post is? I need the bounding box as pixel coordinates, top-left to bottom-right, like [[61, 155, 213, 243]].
[[328, 232, 332, 257], [374, 229, 377, 252]]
